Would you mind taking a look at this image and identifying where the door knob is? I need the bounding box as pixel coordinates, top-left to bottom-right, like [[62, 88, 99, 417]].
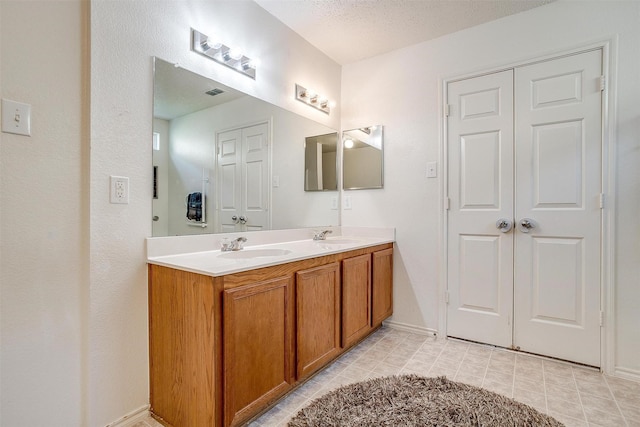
[[518, 218, 537, 233], [495, 218, 513, 233], [231, 215, 239, 224], [238, 215, 247, 224]]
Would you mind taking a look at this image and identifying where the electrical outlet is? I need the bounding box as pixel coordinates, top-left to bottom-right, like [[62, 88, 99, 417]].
[[110, 176, 129, 204]]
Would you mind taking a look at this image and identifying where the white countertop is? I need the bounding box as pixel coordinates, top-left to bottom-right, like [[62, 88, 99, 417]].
[[146, 227, 394, 277]]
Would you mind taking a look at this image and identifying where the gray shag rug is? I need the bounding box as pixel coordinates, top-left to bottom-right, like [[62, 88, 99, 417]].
[[288, 375, 563, 426]]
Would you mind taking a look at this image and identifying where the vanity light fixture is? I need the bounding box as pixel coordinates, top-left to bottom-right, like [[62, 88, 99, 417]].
[[295, 84, 333, 114], [191, 28, 257, 79]]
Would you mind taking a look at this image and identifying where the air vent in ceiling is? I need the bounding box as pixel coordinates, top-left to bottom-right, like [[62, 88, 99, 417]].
[[205, 88, 225, 97]]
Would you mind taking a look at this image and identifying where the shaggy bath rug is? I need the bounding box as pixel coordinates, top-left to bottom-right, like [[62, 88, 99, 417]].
[[288, 375, 563, 426]]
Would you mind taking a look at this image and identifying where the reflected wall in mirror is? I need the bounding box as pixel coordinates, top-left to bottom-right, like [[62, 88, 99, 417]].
[[304, 133, 338, 191], [152, 57, 340, 237], [343, 125, 384, 190]]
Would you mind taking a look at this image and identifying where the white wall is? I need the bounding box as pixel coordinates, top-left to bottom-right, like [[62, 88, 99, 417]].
[[0, 1, 88, 425], [341, 0, 640, 376], [90, 1, 341, 425]]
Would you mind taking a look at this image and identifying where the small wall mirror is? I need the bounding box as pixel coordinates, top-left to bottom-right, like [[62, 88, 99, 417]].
[[343, 125, 384, 190], [304, 132, 338, 191]]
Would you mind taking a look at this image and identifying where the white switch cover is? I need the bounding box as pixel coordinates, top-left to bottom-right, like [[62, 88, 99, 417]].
[[110, 176, 129, 204], [343, 195, 352, 210], [2, 99, 31, 136], [427, 161, 438, 178], [331, 196, 338, 210], [272, 175, 280, 187]]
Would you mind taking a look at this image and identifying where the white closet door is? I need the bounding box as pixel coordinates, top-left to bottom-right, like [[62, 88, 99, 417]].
[[218, 128, 243, 232], [513, 49, 602, 366], [242, 122, 270, 231], [446, 70, 515, 348]]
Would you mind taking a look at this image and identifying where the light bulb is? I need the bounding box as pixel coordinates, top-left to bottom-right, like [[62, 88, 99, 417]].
[[344, 139, 354, 149], [229, 49, 243, 60]]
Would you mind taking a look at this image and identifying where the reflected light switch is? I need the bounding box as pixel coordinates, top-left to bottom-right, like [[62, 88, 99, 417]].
[[1, 99, 31, 136]]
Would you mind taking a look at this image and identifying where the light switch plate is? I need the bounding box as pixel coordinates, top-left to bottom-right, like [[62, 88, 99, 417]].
[[2, 99, 31, 136], [343, 195, 352, 210], [427, 161, 437, 178]]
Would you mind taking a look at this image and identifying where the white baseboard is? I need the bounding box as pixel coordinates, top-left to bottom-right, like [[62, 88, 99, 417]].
[[104, 404, 150, 427], [383, 320, 438, 337], [614, 366, 640, 383]]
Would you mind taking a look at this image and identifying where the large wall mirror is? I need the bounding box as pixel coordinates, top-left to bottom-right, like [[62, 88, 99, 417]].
[[343, 125, 384, 190], [152, 57, 340, 237]]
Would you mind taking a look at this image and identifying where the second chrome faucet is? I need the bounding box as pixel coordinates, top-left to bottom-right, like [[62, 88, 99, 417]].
[[221, 236, 247, 252]]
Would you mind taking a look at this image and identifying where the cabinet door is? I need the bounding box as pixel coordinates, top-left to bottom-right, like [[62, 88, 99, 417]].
[[223, 277, 293, 427], [296, 263, 341, 379], [342, 254, 372, 348], [372, 248, 393, 326]]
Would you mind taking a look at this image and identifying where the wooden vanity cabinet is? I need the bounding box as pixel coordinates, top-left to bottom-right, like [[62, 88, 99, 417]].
[[372, 248, 394, 327], [341, 254, 373, 348], [149, 243, 393, 427], [223, 276, 293, 427], [295, 263, 341, 379]]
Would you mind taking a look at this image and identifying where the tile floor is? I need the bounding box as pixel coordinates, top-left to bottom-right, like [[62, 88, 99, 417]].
[[138, 327, 640, 427]]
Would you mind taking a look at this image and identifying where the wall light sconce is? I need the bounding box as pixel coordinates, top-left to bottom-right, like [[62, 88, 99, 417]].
[[191, 28, 257, 79], [295, 84, 334, 114]]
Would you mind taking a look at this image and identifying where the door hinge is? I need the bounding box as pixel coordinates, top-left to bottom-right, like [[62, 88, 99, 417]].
[[599, 310, 604, 327], [444, 104, 451, 117], [599, 193, 605, 209], [445, 197, 450, 210], [445, 291, 450, 304], [600, 75, 606, 91]]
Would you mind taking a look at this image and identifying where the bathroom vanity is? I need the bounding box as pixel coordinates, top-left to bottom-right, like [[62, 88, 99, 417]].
[[146, 228, 394, 427]]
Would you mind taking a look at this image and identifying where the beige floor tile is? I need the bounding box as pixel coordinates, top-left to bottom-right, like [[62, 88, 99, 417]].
[[462, 351, 491, 366], [427, 365, 458, 378], [490, 349, 516, 363], [481, 378, 513, 398], [466, 343, 494, 356], [487, 358, 515, 373], [457, 361, 488, 377], [579, 392, 621, 416], [454, 372, 484, 387], [484, 368, 514, 384], [371, 361, 403, 377], [514, 377, 546, 395], [546, 398, 586, 421], [513, 387, 547, 412], [575, 376, 613, 397], [403, 358, 433, 375], [543, 360, 575, 378], [545, 383, 581, 405], [619, 402, 640, 424], [433, 355, 463, 371], [544, 371, 577, 388], [583, 406, 626, 426], [547, 411, 588, 427]]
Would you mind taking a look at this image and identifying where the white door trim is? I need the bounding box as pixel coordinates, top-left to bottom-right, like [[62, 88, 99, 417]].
[[439, 39, 618, 374]]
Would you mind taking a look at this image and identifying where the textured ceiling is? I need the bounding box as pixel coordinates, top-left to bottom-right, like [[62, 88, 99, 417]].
[[254, 0, 554, 65]]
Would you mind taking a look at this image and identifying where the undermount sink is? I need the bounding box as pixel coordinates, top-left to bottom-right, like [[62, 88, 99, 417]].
[[316, 238, 363, 245], [218, 248, 293, 259]]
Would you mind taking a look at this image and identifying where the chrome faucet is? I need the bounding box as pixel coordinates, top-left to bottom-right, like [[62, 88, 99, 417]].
[[221, 236, 247, 252], [313, 229, 333, 241]]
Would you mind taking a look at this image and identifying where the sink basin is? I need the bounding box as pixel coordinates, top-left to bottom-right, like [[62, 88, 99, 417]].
[[218, 248, 293, 259], [316, 238, 363, 245]]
